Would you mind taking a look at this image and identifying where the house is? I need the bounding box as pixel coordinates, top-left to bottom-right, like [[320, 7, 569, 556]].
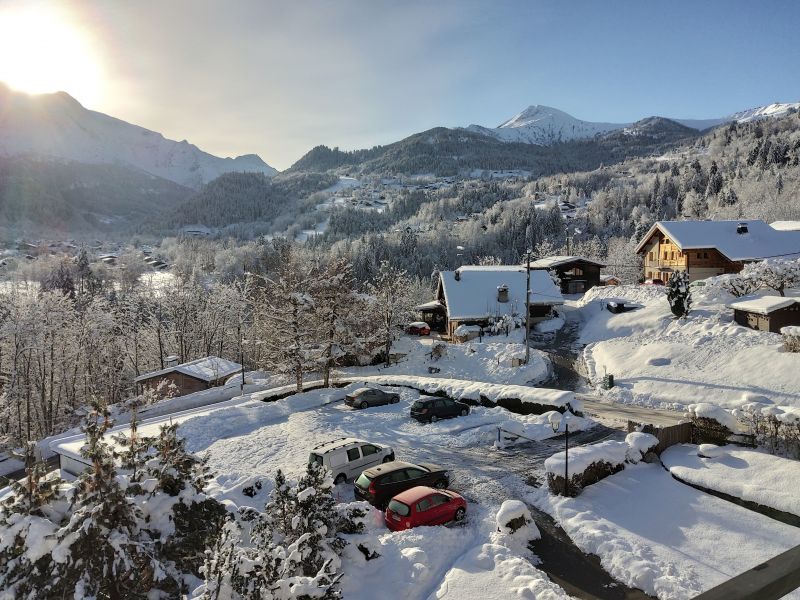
[[434, 266, 564, 339], [727, 296, 800, 333], [134, 356, 242, 397], [635, 220, 800, 283], [528, 256, 606, 294], [599, 274, 622, 286]]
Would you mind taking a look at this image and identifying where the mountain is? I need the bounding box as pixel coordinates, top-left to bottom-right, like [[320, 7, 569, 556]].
[[468, 105, 629, 144], [469, 102, 800, 146], [0, 83, 277, 190]]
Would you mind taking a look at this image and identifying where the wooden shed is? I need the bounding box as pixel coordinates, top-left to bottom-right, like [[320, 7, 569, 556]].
[[727, 296, 800, 334], [528, 256, 606, 294], [134, 356, 242, 397]]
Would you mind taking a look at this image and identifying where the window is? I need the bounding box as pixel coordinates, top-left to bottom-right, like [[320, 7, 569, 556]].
[[671, 251, 675, 260], [384, 470, 409, 483], [387, 500, 410, 516], [703, 252, 709, 259], [569, 267, 584, 276], [434, 399, 446, 408], [416, 497, 432, 512], [648, 252, 654, 261], [347, 448, 360, 462], [430, 494, 450, 507], [405, 468, 426, 480], [663, 252, 668, 260], [361, 444, 378, 456], [309, 453, 323, 466]]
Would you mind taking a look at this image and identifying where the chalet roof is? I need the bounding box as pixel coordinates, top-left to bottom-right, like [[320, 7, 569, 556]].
[[438, 266, 563, 320], [635, 220, 800, 261], [727, 295, 799, 315], [771, 221, 800, 232], [528, 255, 606, 269], [134, 356, 242, 384], [415, 300, 444, 311]]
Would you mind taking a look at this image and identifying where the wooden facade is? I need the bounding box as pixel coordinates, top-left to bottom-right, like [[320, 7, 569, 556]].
[[138, 371, 212, 397], [537, 259, 603, 294], [733, 303, 800, 333], [639, 228, 741, 283]]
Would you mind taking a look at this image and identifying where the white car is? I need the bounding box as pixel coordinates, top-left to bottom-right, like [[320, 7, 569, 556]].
[[309, 437, 395, 484]]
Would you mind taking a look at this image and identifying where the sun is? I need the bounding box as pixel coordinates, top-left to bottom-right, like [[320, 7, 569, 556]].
[[0, 4, 103, 105]]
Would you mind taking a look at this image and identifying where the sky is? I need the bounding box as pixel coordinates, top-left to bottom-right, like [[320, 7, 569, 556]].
[[1, 0, 799, 170]]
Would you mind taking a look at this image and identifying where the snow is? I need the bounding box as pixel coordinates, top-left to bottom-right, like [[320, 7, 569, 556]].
[[781, 325, 800, 336], [0, 86, 276, 189], [533, 316, 564, 334], [439, 267, 563, 320], [771, 220, 800, 232], [662, 444, 800, 517], [686, 403, 743, 432], [625, 432, 659, 457], [532, 464, 800, 599], [544, 439, 629, 476], [635, 220, 800, 261], [495, 500, 537, 536], [578, 283, 800, 410], [727, 295, 798, 315]]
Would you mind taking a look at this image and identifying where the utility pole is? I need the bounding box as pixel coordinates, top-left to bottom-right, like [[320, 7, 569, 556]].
[[525, 251, 531, 365]]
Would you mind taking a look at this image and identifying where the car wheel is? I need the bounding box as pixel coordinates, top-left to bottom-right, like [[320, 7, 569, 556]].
[[454, 508, 466, 522], [391, 396, 400, 404], [334, 474, 347, 485], [434, 479, 447, 489], [360, 401, 369, 409], [430, 415, 439, 423], [460, 408, 468, 416]]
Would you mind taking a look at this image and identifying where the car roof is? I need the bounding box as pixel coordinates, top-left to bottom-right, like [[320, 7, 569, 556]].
[[392, 485, 439, 504], [349, 388, 373, 395], [311, 437, 368, 454], [363, 460, 417, 477]]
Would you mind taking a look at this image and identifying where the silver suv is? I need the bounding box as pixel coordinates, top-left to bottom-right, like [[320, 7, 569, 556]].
[[345, 387, 401, 409], [309, 437, 395, 484]]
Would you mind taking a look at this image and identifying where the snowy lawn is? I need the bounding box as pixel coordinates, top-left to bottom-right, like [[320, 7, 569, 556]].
[[530, 463, 800, 599], [579, 284, 800, 410], [342, 328, 552, 386], [662, 443, 800, 517]]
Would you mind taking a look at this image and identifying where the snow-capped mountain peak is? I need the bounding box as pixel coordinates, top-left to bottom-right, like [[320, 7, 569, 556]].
[[0, 84, 277, 189]]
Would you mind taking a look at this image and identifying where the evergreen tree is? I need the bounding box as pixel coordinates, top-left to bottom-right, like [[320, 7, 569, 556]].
[[667, 271, 692, 318]]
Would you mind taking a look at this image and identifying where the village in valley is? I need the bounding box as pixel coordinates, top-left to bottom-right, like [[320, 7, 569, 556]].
[[2, 3, 800, 599]]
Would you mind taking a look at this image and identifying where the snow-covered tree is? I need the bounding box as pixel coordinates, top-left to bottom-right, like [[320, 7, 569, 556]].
[[667, 271, 692, 318], [741, 258, 800, 297], [368, 261, 415, 367]]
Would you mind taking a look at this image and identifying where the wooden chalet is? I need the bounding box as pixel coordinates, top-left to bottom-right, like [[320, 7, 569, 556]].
[[429, 266, 564, 340], [528, 255, 605, 294], [134, 355, 242, 397], [727, 296, 800, 334], [635, 220, 800, 283]]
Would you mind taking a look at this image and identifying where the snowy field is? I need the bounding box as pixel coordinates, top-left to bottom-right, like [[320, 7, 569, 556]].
[[172, 382, 592, 599], [662, 444, 800, 517], [530, 463, 800, 599], [578, 283, 800, 410]]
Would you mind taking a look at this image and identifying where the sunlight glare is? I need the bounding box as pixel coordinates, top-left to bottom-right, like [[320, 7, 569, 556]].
[[0, 4, 103, 105]]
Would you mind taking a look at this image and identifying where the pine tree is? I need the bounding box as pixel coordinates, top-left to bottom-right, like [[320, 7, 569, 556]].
[[667, 271, 692, 318]]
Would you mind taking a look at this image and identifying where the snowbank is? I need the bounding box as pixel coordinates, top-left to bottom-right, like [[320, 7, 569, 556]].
[[544, 440, 629, 476], [625, 432, 659, 460], [662, 444, 800, 517], [686, 403, 743, 433], [533, 464, 800, 599], [495, 500, 539, 539]]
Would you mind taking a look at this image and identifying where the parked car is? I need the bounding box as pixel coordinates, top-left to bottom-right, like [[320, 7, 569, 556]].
[[309, 438, 395, 484], [384, 486, 467, 531], [410, 397, 470, 423], [644, 278, 664, 286], [354, 460, 449, 508], [345, 387, 401, 409], [406, 321, 431, 336]]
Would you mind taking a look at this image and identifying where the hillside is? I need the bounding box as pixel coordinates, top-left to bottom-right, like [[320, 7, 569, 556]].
[[0, 83, 277, 189]]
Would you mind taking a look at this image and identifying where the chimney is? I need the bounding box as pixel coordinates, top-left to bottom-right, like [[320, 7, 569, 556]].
[[165, 355, 179, 367], [454, 269, 461, 282], [497, 284, 509, 303], [736, 222, 748, 235]]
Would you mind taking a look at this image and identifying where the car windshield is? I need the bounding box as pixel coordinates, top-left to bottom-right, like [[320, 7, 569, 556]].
[[387, 499, 410, 516], [411, 400, 428, 408], [309, 453, 323, 466], [355, 473, 372, 489]]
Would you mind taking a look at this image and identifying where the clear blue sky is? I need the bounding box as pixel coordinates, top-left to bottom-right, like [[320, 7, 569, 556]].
[[4, 0, 799, 169]]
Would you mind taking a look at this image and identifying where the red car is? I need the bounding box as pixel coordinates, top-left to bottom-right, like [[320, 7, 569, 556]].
[[406, 322, 431, 336], [384, 486, 466, 531]]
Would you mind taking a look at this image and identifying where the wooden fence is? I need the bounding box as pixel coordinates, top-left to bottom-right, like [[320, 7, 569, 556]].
[[627, 421, 693, 454]]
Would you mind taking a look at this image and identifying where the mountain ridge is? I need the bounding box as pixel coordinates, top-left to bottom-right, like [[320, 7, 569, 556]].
[[0, 83, 277, 189]]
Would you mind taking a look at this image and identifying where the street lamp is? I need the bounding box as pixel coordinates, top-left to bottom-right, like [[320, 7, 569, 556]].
[[549, 411, 570, 496]]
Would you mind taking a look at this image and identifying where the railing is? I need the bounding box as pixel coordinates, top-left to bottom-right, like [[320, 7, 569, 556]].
[[693, 544, 800, 600]]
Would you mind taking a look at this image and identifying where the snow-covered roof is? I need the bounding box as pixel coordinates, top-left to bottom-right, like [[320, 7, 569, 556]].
[[439, 266, 563, 320], [771, 221, 800, 232], [134, 356, 242, 384], [635, 220, 800, 261], [727, 295, 799, 315], [415, 300, 443, 311], [600, 274, 621, 282], [528, 255, 606, 269]]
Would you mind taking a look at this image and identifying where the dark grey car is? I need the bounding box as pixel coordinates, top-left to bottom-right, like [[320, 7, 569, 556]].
[[345, 387, 401, 409]]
